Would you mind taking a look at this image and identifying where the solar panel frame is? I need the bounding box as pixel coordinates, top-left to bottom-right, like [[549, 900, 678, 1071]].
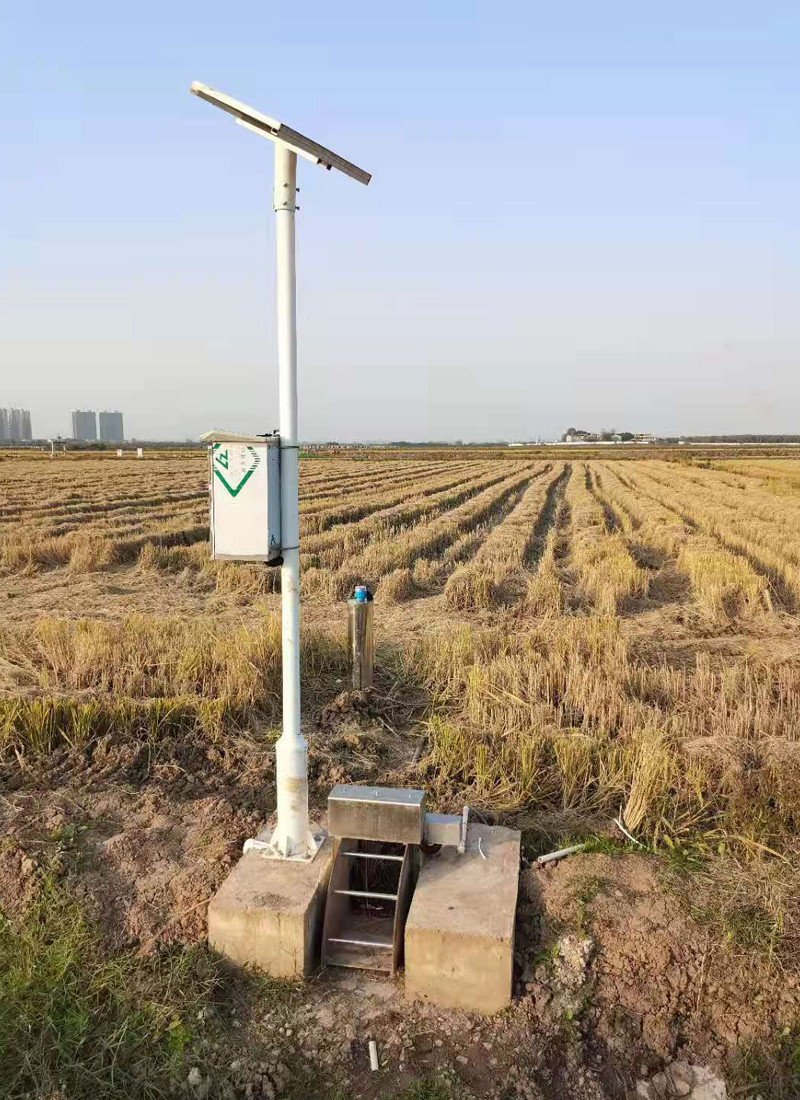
[[190, 82, 371, 185]]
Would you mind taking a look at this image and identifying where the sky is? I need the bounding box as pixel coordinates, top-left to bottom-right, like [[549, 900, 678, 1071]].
[[1, 2, 799, 442]]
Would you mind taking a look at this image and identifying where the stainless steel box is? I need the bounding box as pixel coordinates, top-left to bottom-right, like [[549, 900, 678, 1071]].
[[328, 785, 426, 845], [422, 813, 463, 848]]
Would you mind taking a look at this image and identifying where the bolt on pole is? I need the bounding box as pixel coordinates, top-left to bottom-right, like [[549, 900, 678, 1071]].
[[268, 144, 319, 860]]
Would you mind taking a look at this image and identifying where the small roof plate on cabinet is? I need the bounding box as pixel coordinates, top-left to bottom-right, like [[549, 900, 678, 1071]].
[[200, 429, 278, 445]]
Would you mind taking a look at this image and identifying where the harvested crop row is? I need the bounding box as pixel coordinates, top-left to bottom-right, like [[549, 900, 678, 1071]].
[[384, 469, 567, 601], [0, 614, 349, 751], [0, 456, 379, 520], [626, 463, 799, 608], [0, 499, 209, 545], [0, 460, 202, 492], [303, 463, 541, 600], [26, 505, 206, 549], [646, 461, 800, 573], [0, 489, 208, 527], [131, 464, 528, 591], [298, 457, 412, 482], [606, 463, 774, 622], [443, 464, 567, 610], [301, 464, 528, 567], [200, 466, 540, 603], [1, 512, 210, 574], [297, 459, 462, 497], [299, 460, 465, 503], [409, 615, 800, 847], [380, 478, 535, 603], [299, 462, 493, 534], [594, 463, 686, 550], [309, 464, 503, 516], [204, 477, 539, 606], [564, 465, 647, 614], [719, 459, 800, 497]]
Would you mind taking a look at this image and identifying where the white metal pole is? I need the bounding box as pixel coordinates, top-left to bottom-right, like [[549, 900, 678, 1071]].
[[269, 144, 315, 859]]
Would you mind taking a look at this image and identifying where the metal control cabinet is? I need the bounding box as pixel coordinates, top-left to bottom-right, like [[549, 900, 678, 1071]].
[[203, 431, 281, 562]]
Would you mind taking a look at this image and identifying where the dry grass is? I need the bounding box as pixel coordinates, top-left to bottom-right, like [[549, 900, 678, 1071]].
[[677, 538, 772, 622], [2, 614, 345, 700], [566, 465, 648, 613], [596, 462, 776, 625], [636, 461, 800, 609], [443, 464, 565, 610], [409, 616, 800, 857], [525, 529, 565, 615], [300, 463, 540, 599], [0, 614, 349, 754], [376, 566, 417, 603], [5, 449, 800, 1094], [4, 451, 800, 861]]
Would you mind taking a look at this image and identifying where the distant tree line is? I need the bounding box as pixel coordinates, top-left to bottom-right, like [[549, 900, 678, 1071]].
[[663, 435, 800, 444]]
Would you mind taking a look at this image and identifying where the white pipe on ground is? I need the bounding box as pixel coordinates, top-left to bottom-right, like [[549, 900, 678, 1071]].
[[536, 842, 588, 865]]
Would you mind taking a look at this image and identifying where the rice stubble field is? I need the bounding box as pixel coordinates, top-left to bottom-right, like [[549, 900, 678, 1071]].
[[2, 448, 800, 1099]]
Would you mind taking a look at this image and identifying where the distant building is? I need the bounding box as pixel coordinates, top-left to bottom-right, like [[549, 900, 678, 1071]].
[[0, 407, 33, 441], [562, 427, 598, 443], [560, 427, 651, 445], [99, 410, 124, 443], [71, 409, 97, 441]]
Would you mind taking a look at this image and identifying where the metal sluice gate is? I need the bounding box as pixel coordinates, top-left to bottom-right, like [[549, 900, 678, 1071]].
[[321, 785, 467, 977]]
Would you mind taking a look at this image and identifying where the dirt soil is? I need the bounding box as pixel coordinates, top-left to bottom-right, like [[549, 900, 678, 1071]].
[[1, 723, 797, 1099], [0, 735, 270, 950], [521, 855, 800, 1090]]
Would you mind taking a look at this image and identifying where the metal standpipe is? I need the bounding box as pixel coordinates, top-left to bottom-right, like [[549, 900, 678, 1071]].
[[348, 585, 374, 689], [267, 143, 321, 861]]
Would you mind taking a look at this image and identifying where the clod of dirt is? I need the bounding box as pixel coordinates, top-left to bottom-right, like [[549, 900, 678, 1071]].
[[316, 688, 381, 730], [20, 855, 37, 878], [0, 842, 42, 919], [635, 1061, 727, 1100], [522, 932, 594, 1018], [224, 1058, 290, 1099], [551, 933, 593, 1003]]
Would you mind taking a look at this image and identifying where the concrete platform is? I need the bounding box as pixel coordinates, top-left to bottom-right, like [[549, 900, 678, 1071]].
[[208, 838, 334, 979], [404, 823, 521, 1014]]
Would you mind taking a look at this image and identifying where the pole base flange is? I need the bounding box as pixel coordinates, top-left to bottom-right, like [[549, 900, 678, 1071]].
[[243, 829, 325, 862]]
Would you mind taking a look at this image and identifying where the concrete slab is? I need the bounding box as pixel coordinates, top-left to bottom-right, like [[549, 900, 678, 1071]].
[[208, 838, 334, 979], [404, 823, 520, 1015]]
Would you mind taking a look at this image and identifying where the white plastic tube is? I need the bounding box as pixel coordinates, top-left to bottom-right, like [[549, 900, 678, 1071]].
[[536, 842, 587, 865]]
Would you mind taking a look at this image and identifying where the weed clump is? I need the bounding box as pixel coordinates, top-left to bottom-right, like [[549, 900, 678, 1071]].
[[0, 877, 220, 1098]]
